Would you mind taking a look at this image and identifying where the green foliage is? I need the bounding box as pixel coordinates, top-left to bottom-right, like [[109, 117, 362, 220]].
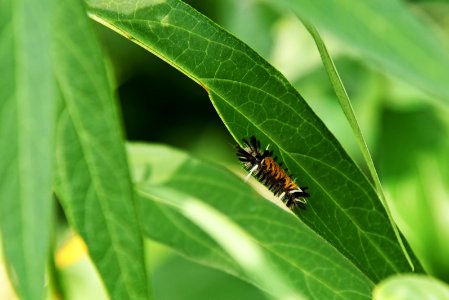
[[151, 250, 268, 300], [87, 0, 416, 285], [1, 0, 449, 299], [378, 107, 449, 283], [373, 274, 449, 300], [0, 0, 55, 299], [299, 20, 412, 268], [1, 0, 149, 299], [52, 0, 150, 299], [270, 0, 449, 102], [130, 143, 373, 299]]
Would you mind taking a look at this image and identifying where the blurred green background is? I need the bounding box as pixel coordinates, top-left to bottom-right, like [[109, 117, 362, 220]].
[[2, 0, 449, 299]]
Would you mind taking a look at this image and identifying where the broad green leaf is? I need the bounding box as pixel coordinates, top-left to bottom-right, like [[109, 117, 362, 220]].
[[373, 274, 449, 300], [52, 0, 150, 299], [269, 0, 449, 103], [86, 0, 419, 281], [129, 143, 374, 300], [0, 0, 55, 299]]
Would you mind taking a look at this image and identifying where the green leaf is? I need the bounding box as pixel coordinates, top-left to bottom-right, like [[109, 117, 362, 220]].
[[373, 274, 449, 300], [269, 0, 449, 103], [299, 21, 413, 269], [0, 0, 55, 299], [153, 251, 268, 300], [86, 0, 419, 281], [140, 186, 306, 300], [52, 0, 150, 299], [129, 143, 374, 300]]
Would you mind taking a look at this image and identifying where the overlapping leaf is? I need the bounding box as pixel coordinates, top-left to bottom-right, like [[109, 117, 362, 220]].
[[300, 21, 412, 267], [85, 0, 419, 282], [130, 143, 374, 300], [52, 0, 149, 299]]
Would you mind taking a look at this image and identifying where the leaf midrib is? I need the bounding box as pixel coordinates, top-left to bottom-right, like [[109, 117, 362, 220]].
[[216, 91, 401, 276]]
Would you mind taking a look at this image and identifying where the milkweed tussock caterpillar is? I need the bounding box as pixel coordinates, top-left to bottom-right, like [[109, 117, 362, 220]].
[[236, 136, 310, 209]]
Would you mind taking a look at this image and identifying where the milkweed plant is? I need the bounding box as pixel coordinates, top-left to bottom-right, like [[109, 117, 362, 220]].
[[1, 0, 449, 299]]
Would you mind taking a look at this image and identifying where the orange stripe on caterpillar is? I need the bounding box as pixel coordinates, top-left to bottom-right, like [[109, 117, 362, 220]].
[[263, 157, 297, 189], [236, 136, 310, 209]]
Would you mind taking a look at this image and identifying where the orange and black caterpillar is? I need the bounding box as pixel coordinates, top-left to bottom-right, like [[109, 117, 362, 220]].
[[236, 136, 309, 209]]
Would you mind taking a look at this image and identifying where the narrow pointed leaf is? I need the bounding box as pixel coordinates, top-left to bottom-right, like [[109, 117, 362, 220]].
[[52, 0, 150, 299], [0, 0, 55, 299], [300, 20, 413, 268]]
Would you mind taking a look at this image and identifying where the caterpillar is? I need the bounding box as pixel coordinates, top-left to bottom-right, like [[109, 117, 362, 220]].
[[236, 136, 309, 209]]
